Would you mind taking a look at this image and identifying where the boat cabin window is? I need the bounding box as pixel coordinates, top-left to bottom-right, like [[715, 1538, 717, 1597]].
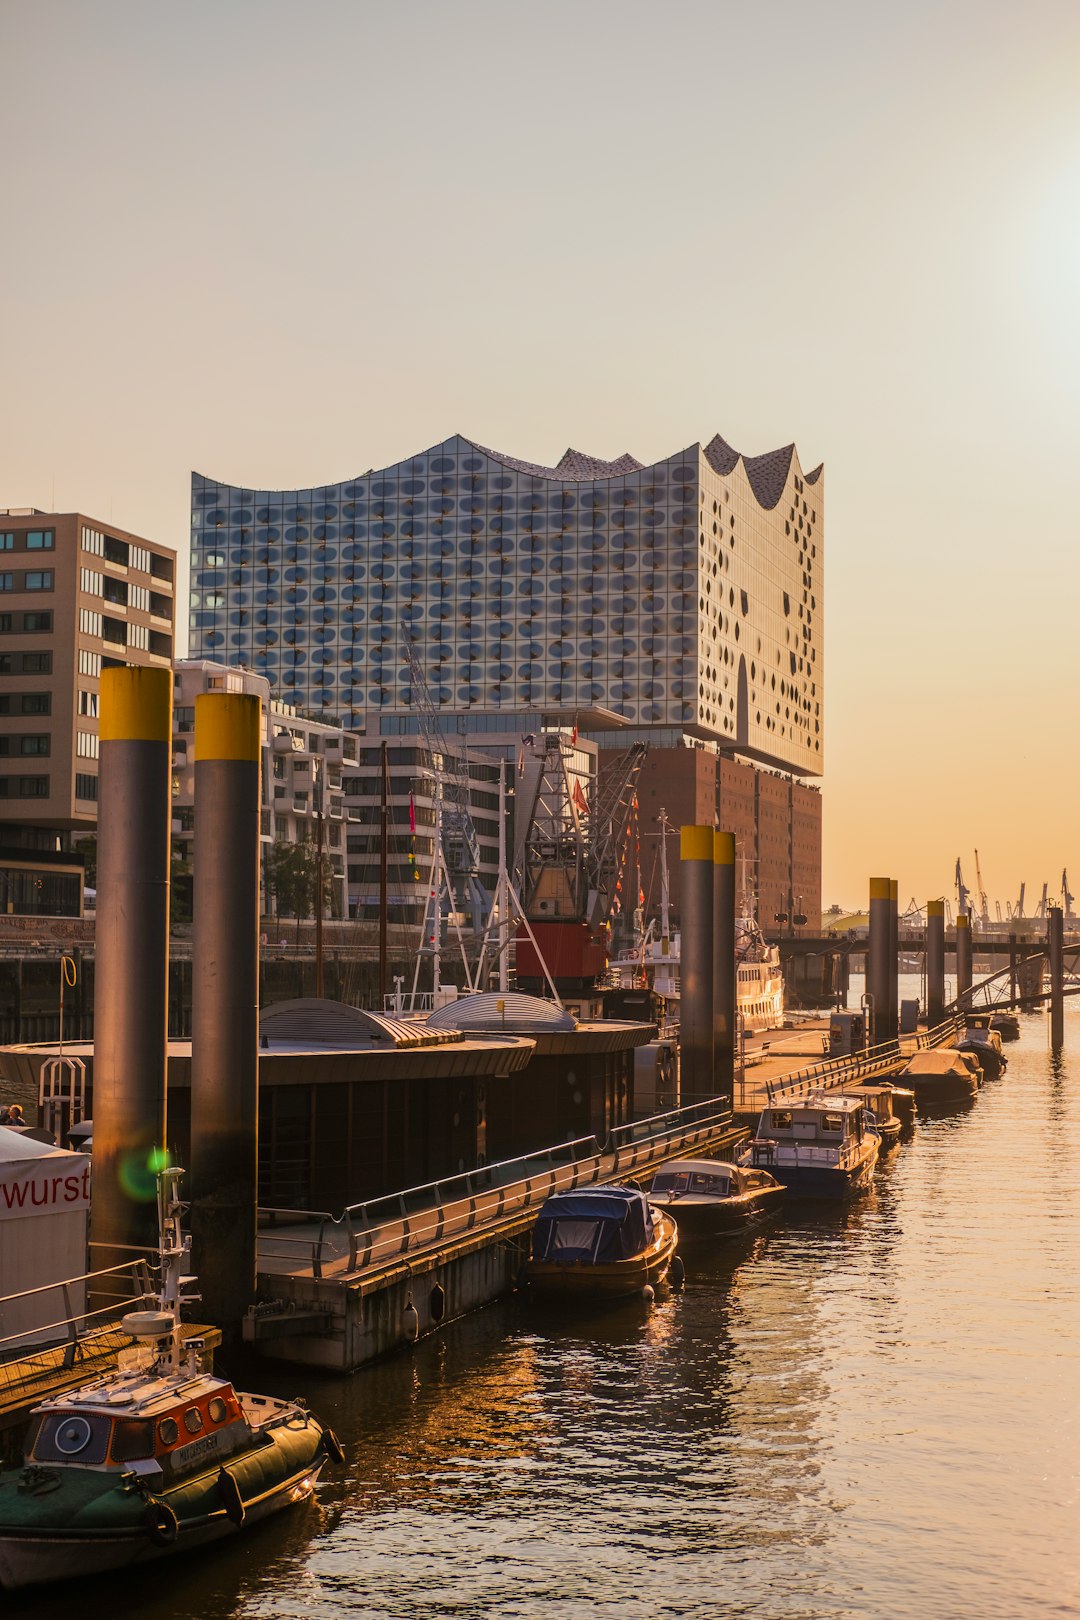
[[157, 1417, 179, 1446], [183, 1406, 204, 1434], [692, 1172, 731, 1195], [821, 1114, 844, 1133], [111, 1418, 155, 1462], [770, 1111, 792, 1130], [30, 1411, 111, 1465], [208, 1396, 230, 1424], [652, 1172, 686, 1193]]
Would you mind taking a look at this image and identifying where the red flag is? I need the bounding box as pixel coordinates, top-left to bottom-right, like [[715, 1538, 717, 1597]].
[[572, 780, 588, 813]]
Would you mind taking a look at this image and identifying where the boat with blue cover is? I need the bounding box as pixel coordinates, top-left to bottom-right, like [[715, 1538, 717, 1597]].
[[743, 1093, 880, 1198], [525, 1185, 679, 1300], [0, 1172, 343, 1591]]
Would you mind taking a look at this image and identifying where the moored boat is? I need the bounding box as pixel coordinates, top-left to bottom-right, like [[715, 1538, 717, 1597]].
[[742, 1094, 880, 1198], [989, 1011, 1020, 1042], [899, 1048, 980, 1107], [648, 1159, 785, 1237], [0, 1173, 342, 1591], [525, 1185, 679, 1301], [956, 1021, 1008, 1079], [836, 1081, 914, 1148]]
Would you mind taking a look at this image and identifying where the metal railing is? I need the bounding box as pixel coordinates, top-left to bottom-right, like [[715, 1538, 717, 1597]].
[[0, 1259, 155, 1397], [256, 1096, 741, 1282], [745, 1015, 965, 1109]]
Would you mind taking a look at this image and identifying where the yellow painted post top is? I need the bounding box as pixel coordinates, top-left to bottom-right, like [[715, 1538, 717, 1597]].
[[869, 877, 891, 902], [680, 825, 714, 863], [927, 899, 945, 919], [100, 667, 173, 743], [957, 911, 970, 929], [194, 693, 262, 762], [713, 830, 735, 866]]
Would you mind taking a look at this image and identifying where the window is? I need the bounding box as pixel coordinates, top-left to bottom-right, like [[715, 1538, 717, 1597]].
[[78, 690, 99, 718], [74, 772, 98, 801], [20, 736, 50, 756], [0, 576, 12, 593], [0, 697, 8, 715], [76, 731, 99, 759], [82, 526, 105, 557], [18, 776, 49, 797], [22, 652, 51, 674], [26, 531, 54, 550], [80, 568, 103, 596], [22, 612, 52, 633], [127, 622, 149, 650], [0, 535, 12, 550], [21, 694, 50, 715], [0, 656, 10, 674], [0, 615, 10, 633], [78, 649, 102, 677], [80, 609, 102, 637], [24, 571, 53, 591]]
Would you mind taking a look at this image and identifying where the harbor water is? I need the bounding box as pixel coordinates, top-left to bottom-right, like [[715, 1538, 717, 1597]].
[[12, 994, 1080, 1619]]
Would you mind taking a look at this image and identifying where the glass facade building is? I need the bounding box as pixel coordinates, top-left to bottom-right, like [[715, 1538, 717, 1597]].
[[190, 432, 822, 777]]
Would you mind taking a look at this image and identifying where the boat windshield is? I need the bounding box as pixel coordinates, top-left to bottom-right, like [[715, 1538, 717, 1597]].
[[548, 1219, 603, 1259], [653, 1171, 731, 1196]]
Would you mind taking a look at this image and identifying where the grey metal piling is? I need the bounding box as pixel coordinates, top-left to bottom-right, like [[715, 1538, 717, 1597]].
[[867, 877, 891, 1045], [91, 667, 173, 1265], [956, 911, 972, 1007], [190, 693, 262, 1343], [1049, 905, 1064, 1050], [888, 877, 899, 1037], [926, 899, 946, 1029], [680, 826, 715, 1106], [713, 830, 736, 1107]]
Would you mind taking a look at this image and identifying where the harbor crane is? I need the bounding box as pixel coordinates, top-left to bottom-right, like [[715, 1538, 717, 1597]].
[[973, 849, 990, 927], [1033, 882, 1049, 922], [1063, 869, 1075, 920], [955, 858, 971, 916]]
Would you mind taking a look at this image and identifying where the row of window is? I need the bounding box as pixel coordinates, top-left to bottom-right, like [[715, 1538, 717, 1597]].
[[0, 572, 53, 593], [76, 730, 99, 758], [0, 693, 50, 715], [0, 611, 52, 633], [0, 652, 51, 675], [0, 775, 49, 797], [82, 527, 163, 581], [0, 735, 49, 756], [0, 530, 53, 551]]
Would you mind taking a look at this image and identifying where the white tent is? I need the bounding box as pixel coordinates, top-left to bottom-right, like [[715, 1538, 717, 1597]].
[[0, 1127, 90, 1350]]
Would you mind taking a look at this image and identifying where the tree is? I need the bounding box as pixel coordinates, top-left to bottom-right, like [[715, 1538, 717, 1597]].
[[263, 838, 333, 934]]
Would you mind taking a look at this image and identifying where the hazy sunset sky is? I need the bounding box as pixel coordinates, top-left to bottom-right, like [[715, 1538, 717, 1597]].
[[2, 0, 1078, 910]]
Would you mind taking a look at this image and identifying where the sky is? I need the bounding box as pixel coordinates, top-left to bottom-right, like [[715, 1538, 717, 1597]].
[[2, 0, 1079, 911]]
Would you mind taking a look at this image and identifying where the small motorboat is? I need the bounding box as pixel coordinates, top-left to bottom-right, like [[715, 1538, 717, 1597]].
[[647, 1159, 785, 1237], [899, 1049, 980, 1107], [525, 1185, 679, 1301], [0, 1172, 343, 1591], [989, 1012, 1020, 1042], [742, 1094, 880, 1198], [956, 1022, 1008, 1079], [836, 1081, 915, 1148]]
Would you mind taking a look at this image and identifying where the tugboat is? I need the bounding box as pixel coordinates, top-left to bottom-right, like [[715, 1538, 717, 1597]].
[[0, 1171, 343, 1591]]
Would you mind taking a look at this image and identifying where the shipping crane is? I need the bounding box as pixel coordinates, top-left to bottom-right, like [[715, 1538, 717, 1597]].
[[515, 735, 647, 993], [955, 858, 971, 916], [973, 849, 990, 927], [401, 633, 489, 934], [1014, 882, 1026, 920], [1033, 882, 1049, 921], [1063, 868, 1074, 921]]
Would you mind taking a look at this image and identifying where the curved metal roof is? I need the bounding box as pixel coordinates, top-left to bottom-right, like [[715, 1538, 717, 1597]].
[[427, 992, 577, 1035], [258, 998, 457, 1049]]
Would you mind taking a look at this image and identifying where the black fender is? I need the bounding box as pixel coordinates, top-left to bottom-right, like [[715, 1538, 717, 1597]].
[[144, 1497, 179, 1547], [321, 1426, 346, 1465], [217, 1466, 246, 1526]]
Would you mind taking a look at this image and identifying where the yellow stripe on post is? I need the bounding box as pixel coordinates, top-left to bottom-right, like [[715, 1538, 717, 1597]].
[[927, 899, 945, 918], [713, 830, 735, 866], [957, 912, 970, 929], [99, 667, 173, 743], [194, 694, 262, 763], [869, 877, 891, 901], [681, 825, 713, 863]]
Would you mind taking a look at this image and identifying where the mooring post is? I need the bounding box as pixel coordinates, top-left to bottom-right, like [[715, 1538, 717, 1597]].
[[680, 825, 715, 1105], [91, 667, 173, 1265], [956, 911, 972, 1008], [889, 877, 900, 1038], [1048, 905, 1064, 1050], [190, 693, 262, 1344], [868, 878, 891, 1045], [713, 830, 736, 1107], [1009, 932, 1018, 1009], [926, 899, 945, 1030]]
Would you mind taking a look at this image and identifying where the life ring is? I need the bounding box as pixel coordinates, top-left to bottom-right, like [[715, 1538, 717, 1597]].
[[217, 1467, 246, 1527], [144, 1497, 179, 1547], [321, 1427, 345, 1465]]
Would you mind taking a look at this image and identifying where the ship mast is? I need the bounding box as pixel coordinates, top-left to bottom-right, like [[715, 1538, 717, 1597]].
[[657, 809, 672, 951]]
